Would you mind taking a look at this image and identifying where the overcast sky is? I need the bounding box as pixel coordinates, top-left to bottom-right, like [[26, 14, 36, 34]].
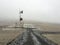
[[0, 0, 60, 23]]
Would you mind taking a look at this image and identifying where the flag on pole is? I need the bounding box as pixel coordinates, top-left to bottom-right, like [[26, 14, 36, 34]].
[[20, 10, 23, 14]]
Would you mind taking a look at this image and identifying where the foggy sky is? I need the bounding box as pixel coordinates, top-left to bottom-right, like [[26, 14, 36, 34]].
[[0, 0, 60, 23]]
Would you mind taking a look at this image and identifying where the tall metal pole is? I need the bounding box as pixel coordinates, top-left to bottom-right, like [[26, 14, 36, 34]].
[[19, 9, 21, 25], [19, 9, 23, 27]]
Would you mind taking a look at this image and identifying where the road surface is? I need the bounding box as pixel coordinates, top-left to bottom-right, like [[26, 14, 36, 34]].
[[7, 28, 58, 45]]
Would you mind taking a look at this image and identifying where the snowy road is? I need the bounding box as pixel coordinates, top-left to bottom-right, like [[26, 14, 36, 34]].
[[7, 28, 58, 45]]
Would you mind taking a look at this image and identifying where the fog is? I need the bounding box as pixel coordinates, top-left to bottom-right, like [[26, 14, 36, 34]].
[[0, 0, 60, 23]]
